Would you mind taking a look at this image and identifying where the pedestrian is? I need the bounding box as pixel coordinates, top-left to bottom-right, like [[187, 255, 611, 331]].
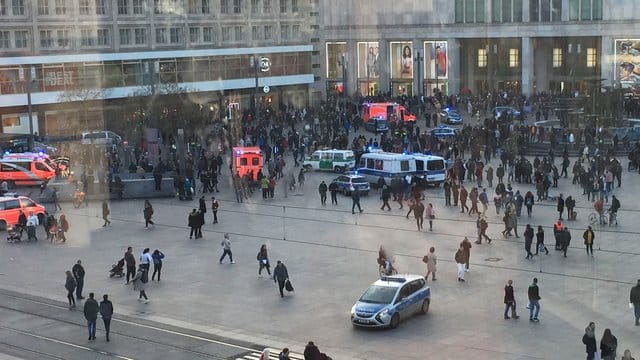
[[524, 191, 534, 218], [188, 209, 198, 239], [101, 200, 111, 227], [535, 225, 549, 255], [503, 279, 520, 320], [99, 294, 113, 342], [297, 168, 305, 190], [455, 244, 466, 282], [26, 211, 39, 242], [583, 322, 597, 360], [561, 226, 572, 257], [423, 246, 437, 281], [425, 203, 435, 231], [461, 236, 472, 271], [83, 292, 99, 341], [557, 193, 565, 219], [328, 181, 338, 205], [211, 196, 219, 224], [131, 265, 149, 303], [497, 164, 505, 183], [279, 348, 291, 360], [124, 246, 136, 284], [57, 213, 69, 242], [527, 277, 541, 322], [524, 224, 534, 260], [196, 207, 205, 238], [219, 233, 235, 264], [476, 215, 491, 244], [566, 195, 576, 220], [52, 186, 62, 210], [443, 181, 452, 206], [582, 226, 595, 256], [257, 244, 271, 276], [261, 176, 269, 199], [486, 165, 494, 188], [479, 188, 489, 214], [351, 189, 363, 214], [413, 200, 425, 231], [553, 219, 563, 250], [139, 248, 152, 272], [273, 260, 289, 298], [72, 260, 85, 300], [622, 350, 635, 360], [459, 185, 469, 213], [143, 199, 154, 229], [630, 279, 640, 326], [151, 249, 165, 281], [46, 213, 57, 242], [304, 341, 330, 360], [318, 181, 327, 205], [65, 270, 77, 310], [600, 328, 618, 360], [380, 185, 392, 211]]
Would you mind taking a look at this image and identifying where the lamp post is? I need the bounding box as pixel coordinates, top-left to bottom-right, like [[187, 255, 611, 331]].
[[414, 51, 423, 96]]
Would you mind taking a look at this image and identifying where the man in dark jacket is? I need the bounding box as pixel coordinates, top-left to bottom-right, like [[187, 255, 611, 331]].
[[328, 182, 338, 205], [304, 341, 330, 360], [582, 322, 597, 360], [527, 278, 541, 322], [99, 294, 114, 341], [188, 209, 198, 239], [83, 292, 99, 340], [503, 279, 519, 320], [72, 260, 85, 300], [630, 279, 640, 326], [380, 185, 391, 211], [318, 181, 327, 205], [351, 189, 363, 214], [124, 247, 136, 284], [273, 260, 289, 298], [560, 227, 572, 257], [524, 225, 534, 259]]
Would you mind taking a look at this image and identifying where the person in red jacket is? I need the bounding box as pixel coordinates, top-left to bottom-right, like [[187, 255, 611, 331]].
[[503, 280, 520, 320]]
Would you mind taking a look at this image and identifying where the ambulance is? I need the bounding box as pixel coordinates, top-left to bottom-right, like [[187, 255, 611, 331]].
[[362, 102, 416, 126], [0, 156, 56, 187], [232, 147, 263, 181]]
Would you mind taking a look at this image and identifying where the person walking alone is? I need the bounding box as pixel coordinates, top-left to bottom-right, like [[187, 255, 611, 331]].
[[524, 224, 534, 260], [476, 215, 491, 244], [423, 247, 436, 281], [99, 294, 113, 342], [329, 181, 338, 205], [380, 185, 391, 211], [151, 249, 165, 281], [131, 265, 149, 303], [211, 196, 219, 224], [188, 209, 198, 239], [582, 322, 597, 360], [351, 189, 363, 214], [83, 292, 99, 341], [57, 213, 69, 242], [527, 277, 541, 322], [560, 227, 572, 258], [413, 200, 425, 231], [461, 237, 472, 272], [630, 279, 640, 326], [583, 226, 595, 257], [257, 244, 271, 276], [143, 199, 154, 229], [124, 246, 136, 284], [64, 270, 77, 310], [503, 280, 520, 320], [318, 181, 327, 205], [535, 225, 549, 255], [219, 233, 234, 264], [102, 200, 111, 227], [425, 203, 435, 231], [455, 244, 466, 282], [273, 260, 289, 298], [72, 260, 85, 300]]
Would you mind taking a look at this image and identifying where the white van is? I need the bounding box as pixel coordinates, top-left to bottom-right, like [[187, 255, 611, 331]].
[[412, 154, 447, 186], [303, 149, 355, 173], [357, 152, 416, 184], [81, 131, 123, 146]]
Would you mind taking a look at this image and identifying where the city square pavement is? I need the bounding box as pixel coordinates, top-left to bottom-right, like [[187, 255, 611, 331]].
[[1, 154, 640, 359]]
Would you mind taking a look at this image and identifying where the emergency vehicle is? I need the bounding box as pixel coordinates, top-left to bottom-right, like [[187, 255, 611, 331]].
[[302, 149, 355, 173], [0, 156, 56, 187], [362, 102, 416, 125], [232, 147, 263, 181]]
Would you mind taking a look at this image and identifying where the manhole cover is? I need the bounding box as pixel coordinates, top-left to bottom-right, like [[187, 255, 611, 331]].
[[484, 257, 502, 262]]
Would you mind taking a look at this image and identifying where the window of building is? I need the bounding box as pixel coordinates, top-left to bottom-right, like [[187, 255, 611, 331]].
[[97, 28, 109, 45], [154, 0, 176, 14], [202, 27, 214, 42], [220, 0, 228, 13], [221, 26, 231, 41], [234, 25, 243, 40], [252, 25, 262, 40], [232, 0, 241, 13], [134, 28, 146, 43], [11, 0, 24, 15], [263, 0, 270, 12], [169, 27, 181, 43], [189, 27, 199, 42], [291, 0, 297, 12], [38, 0, 49, 15], [0, 31, 9, 48], [492, 0, 522, 22], [120, 28, 131, 44], [156, 28, 166, 43], [54, 0, 67, 14], [79, 0, 89, 14], [201, 0, 210, 13], [586, 47, 597, 67], [552, 47, 563, 68], [95, 0, 106, 14], [509, 48, 519, 67], [569, 0, 601, 20], [0, 0, 6, 15], [40, 29, 54, 47], [280, 24, 289, 40], [250, 0, 257, 13], [132, 0, 143, 13], [264, 25, 272, 40], [279, 0, 285, 13], [56, 29, 70, 47], [292, 24, 300, 39], [530, 0, 561, 22], [118, 0, 127, 13], [14, 30, 28, 48], [455, 0, 485, 23], [477, 48, 487, 67]]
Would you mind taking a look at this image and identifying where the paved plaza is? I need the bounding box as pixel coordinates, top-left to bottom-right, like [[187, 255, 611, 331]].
[[1, 154, 640, 359]]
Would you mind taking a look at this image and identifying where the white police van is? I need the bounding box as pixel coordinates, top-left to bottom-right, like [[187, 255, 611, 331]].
[[412, 154, 446, 186], [357, 152, 416, 185], [302, 149, 355, 173]]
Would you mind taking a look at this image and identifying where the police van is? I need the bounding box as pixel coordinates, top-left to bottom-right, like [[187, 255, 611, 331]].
[[412, 154, 447, 186], [302, 149, 355, 173], [357, 152, 416, 185]]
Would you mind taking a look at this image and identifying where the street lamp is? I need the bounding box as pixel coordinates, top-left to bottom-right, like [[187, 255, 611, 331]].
[[414, 51, 423, 97]]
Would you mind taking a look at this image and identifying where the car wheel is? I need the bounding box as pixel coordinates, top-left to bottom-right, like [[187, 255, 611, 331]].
[[303, 165, 312, 171], [389, 313, 400, 329], [420, 299, 430, 314], [334, 166, 344, 173]]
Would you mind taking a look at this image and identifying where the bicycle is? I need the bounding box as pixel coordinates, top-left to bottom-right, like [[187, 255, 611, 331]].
[[588, 211, 607, 226]]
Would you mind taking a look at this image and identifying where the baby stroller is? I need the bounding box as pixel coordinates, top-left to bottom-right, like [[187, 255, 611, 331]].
[[109, 258, 125, 278], [6, 225, 23, 243]]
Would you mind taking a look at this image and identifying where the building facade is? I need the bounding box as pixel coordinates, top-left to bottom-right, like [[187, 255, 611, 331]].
[[0, 0, 316, 135], [316, 0, 640, 99]]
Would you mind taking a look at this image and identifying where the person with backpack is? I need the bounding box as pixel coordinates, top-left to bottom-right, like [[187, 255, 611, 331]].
[[131, 265, 149, 303], [257, 244, 271, 276]]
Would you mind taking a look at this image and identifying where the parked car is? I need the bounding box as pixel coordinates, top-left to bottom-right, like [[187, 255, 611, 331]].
[[443, 109, 463, 125], [303, 149, 356, 173], [81, 130, 124, 146], [364, 118, 390, 134], [494, 106, 521, 120], [331, 173, 370, 196], [350, 274, 430, 329], [1, 139, 58, 155], [429, 125, 459, 139]]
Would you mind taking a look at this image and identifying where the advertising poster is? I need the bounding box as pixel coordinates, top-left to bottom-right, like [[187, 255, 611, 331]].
[[390, 41, 413, 79], [615, 39, 640, 88], [357, 42, 379, 78], [326, 42, 347, 79], [424, 41, 448, 79]]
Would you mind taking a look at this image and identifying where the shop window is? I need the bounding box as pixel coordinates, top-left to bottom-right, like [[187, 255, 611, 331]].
[[552, 48, 563, 68], [477, 48, 487, 68], [509, 48, 519, 67], [586, 48, 597, 68]]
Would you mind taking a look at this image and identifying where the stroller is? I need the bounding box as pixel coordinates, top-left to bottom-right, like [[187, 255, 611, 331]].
[[109, 258, 125, 278], [6, 225, 23, 243]]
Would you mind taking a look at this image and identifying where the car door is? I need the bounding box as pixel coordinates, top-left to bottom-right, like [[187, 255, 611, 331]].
[[319, 152, 333, 170], [406, 279, 425, 315], [394, 284, 413, 319]]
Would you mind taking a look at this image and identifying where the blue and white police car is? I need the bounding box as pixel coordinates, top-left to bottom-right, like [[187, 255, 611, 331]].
[[350, 274, 430, 329]]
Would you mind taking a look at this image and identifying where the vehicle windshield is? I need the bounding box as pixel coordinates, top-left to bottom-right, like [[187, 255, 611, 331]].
[[359, 285, 397, 304], [352, 178, 368, 184]]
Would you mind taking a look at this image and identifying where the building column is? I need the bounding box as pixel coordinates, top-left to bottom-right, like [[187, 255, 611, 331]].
[[378, 40, 390, 95], [447, 38, 460, 95], [412, 39, 423, 96], [601, 36, 614, 88], [521, 37, 534, 96], [522, 0, 530, 22], [346, 40, 358, 96]]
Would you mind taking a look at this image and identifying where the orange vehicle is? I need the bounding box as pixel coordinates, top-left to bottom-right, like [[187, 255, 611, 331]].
[[232, 147, 263, 181], [0, 157, 56, 187], [0, 195, 46, 229], [362, 102, 416, 125]]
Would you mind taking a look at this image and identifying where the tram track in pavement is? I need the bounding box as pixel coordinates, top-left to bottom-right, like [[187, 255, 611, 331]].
[[0, 289, 272, 360]]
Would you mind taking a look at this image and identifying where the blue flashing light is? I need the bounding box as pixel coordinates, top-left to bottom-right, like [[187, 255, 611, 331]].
[[367, 146, 373, 152], [38, 151, 45, 157], [4, 151, 9, 156]]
